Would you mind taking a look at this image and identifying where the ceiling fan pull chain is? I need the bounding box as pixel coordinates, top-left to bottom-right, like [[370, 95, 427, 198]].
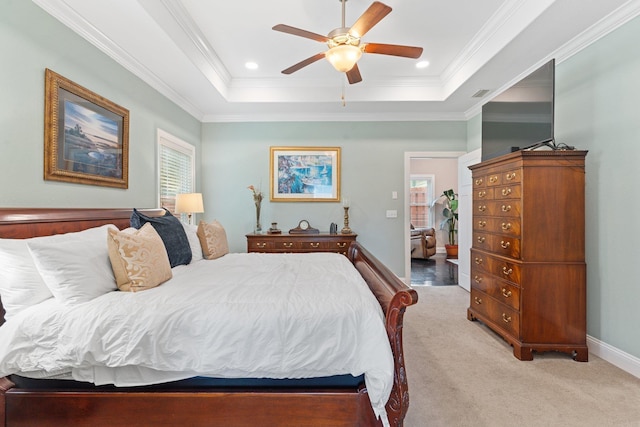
[[341, 79, 347, 107]]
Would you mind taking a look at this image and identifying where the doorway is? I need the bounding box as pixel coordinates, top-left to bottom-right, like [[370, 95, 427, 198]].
[[404, 151, 465, 284]]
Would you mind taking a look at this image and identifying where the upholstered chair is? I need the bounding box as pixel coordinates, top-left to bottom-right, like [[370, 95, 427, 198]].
[[410, 226, 436, 259]]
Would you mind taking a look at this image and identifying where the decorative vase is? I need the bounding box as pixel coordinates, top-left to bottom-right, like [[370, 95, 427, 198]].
[[255, 204, 262, 234]]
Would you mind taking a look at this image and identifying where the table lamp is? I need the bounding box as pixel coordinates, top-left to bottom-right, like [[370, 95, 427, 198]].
[[175, 193, 204, 225]]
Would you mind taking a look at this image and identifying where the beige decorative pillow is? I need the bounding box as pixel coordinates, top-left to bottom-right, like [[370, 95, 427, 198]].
[[197, 220, 229, 260], [107, 224, 172, 292]]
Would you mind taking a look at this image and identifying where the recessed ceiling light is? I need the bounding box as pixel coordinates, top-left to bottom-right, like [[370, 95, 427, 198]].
[[416, 60, 430, 69], [245, 62, 258, 70]]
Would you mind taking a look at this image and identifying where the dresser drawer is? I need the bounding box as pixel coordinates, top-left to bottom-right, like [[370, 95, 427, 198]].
[[299, 240, 328, 251], [502, 169, 521, 185], [472, 233, 521, 259], [329, 240, 352, 253], [472, 232, 493, 251], [274, 240, 300, 251], [471, 269, 520, 310], [471, 250, 522, 285], [495, 185, 521, 200], [474, 200, 521, 218], [473, 176, 487, 188], [470, 288, 520, 337], [248, 240, 275, 252], [474, 217, 521, 237], [474, 188, 495, 201]]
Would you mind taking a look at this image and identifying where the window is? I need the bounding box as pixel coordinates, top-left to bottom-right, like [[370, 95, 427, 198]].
[[410, 174, 435, 228], [157, 129, 195, 214]]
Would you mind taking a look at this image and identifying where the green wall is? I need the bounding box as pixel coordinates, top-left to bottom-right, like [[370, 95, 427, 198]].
[[554, 15, 640, 358], [0, 0, 201, 208], [466, 113, 482, 152], [201, 121, 467, 274]]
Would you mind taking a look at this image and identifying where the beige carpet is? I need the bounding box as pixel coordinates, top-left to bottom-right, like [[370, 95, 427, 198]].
[[402, 285, 640, 427]]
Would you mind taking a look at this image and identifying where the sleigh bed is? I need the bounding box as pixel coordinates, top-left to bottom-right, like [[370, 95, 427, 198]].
[[0, 208, 418, 427]]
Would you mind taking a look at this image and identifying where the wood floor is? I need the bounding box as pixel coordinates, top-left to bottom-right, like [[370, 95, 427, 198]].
[[410, 253, 457, 286]]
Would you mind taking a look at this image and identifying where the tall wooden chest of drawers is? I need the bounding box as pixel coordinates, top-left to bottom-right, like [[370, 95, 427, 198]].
[[466, 150, 588, 361]]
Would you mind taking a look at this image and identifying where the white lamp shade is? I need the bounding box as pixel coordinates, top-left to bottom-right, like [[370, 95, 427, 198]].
[[325, 45, 362, 72], [175, 193, 204, 214]]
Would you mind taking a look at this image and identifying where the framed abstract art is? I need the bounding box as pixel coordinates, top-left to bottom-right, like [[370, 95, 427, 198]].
[[270, 146, 340, 202]]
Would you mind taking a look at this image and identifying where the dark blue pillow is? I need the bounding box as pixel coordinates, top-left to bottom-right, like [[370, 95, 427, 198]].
[[130, 208, 192, 267]]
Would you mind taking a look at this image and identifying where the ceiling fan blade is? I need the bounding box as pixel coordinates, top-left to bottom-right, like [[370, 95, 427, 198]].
[[272, 24, 329, 43], [281, 53, 326, 75], [364, 43, 423, 58], [346, 64, 362, 84], [348, 1, 392, 38]]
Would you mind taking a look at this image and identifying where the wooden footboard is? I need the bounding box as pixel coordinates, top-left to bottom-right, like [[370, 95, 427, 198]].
[[0, 208, 417, 427], [348, 243, 419, 426]]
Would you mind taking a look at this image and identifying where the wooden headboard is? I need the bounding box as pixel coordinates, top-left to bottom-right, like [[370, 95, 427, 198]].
[[0, 208, 165, 326]]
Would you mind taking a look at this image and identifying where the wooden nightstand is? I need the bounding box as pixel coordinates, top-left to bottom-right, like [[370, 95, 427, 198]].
[[246, 233, 357, 256]]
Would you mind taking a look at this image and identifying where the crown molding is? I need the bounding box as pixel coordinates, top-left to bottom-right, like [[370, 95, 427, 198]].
[[462, 0, 640, 121], [32, 0, 206, 121], [553, 0, 640, 64], [202, 111, 466, 123]]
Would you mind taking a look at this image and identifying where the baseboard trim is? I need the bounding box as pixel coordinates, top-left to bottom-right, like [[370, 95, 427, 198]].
[[587, 335, 640, 379]]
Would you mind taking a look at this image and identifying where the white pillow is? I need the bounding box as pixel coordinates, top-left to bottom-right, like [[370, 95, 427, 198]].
[[27, 224, 118, 306], [0, 239, 53, 320], [182, 222, 203, 263]]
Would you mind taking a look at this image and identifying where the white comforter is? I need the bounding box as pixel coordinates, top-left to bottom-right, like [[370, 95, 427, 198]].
[[0, 252, 394, 424]]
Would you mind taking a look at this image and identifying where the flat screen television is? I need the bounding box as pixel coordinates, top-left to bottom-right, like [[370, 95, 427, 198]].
[[481, 59, 555, 161]]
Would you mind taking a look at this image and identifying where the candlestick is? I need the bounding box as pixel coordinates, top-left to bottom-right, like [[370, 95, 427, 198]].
[[341, 206, 352, 234]]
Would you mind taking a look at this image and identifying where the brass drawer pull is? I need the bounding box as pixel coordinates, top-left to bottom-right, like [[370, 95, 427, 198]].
[[477, 236, 485, 243], [505, 172, 517, 181], [475, 178, 484, 186], [478, 220, 487, 228], [502, 313, 512, 323], [489, 175, 498, 183], [474, 297, 482, 305], [474, 257, 483, 265], [256, 242, 266, 248], [310, 242, 320, 248], [478, 205, 487, 212], [500, 240, 511, 249], [283, 242, 293, 248], [501, 188, 512, 196], [501, 222, 512, 231], [502, 288, 512, 298], [502, 266, 513, 276], [478, 190, 487, 198], [337, 242, 347, 248], [474, 275, 482, 284], [501, 204, 512, 212]]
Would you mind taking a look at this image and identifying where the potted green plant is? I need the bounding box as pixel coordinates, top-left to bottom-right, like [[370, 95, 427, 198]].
[[434, 188, 459, 258]]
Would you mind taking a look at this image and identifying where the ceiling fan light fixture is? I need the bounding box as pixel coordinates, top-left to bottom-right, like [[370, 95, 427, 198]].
[[325, 44, 363, 72]]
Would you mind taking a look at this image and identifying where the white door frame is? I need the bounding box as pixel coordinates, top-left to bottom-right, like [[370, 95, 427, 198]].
[[404, 151, 465, 284], [457, 149, 482, 291]]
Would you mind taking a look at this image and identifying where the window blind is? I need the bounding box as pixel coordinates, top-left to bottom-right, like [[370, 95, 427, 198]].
[[158, 131, 195, 213]]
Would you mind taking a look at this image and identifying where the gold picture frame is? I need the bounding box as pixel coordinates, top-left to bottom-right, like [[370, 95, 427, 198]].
[[270, 146, 341, 202], [44, 69, 129, 189]]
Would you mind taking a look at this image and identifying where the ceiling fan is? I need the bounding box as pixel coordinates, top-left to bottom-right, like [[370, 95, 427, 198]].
[[272, 0, 423, 84]]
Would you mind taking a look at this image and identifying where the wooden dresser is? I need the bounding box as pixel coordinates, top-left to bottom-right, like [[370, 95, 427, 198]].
[[246, 233, 357, 256], [467, 150, 588, 361]]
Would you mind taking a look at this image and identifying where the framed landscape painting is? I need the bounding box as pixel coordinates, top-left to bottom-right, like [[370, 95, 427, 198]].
[[44, 69, 129, 189], [270, 146, 341, 202]]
